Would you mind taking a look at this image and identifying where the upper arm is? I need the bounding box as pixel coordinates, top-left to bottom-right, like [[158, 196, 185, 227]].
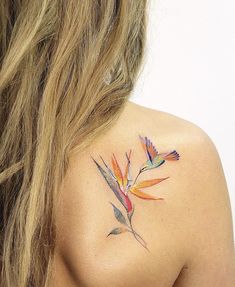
[[173, 125, 235, 286]]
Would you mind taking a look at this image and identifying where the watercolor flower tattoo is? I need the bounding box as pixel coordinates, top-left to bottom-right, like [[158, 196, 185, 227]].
[[91, 135, 180, 250]]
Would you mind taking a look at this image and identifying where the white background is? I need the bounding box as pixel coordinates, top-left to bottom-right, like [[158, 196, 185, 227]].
[[130, 0, 235, 236]]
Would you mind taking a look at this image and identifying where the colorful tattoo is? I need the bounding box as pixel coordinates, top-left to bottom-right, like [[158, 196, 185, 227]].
[[91, 135, 180, 250]]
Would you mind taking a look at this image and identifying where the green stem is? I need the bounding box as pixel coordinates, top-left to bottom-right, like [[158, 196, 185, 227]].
[[125, 223, 147, 246], [127, 216, 149, 251], [132, 170, 141, 186]]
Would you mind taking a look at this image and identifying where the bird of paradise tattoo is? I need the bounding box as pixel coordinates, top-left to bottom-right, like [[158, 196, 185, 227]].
[[91, 135, 180, 251]]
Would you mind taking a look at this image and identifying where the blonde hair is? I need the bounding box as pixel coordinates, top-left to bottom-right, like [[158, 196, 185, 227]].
[[0, 0, 147, 286]]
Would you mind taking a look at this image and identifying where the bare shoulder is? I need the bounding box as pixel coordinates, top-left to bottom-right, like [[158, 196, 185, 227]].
[[51, 101, 235, 287], [126, 102, 235, 286]]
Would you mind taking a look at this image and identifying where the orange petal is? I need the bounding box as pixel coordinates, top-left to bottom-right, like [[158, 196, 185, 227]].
[[112, 154, 123, 183], [129, 187, 164, 200], [134, 177, 169, 189]]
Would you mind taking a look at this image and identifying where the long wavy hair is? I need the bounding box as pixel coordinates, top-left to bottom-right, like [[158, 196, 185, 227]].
[[0, 0, 147, 286]]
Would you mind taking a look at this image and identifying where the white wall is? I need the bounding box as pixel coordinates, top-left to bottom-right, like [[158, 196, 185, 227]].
[[130, 0, 235, 236]]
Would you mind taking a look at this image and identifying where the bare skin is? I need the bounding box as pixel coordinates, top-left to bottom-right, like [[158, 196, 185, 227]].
[[50, 101, 235, 287]]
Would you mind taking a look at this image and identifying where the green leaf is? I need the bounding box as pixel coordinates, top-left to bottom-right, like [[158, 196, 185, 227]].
[[110, 202, 128, 226], [107, 227, 129, 236]]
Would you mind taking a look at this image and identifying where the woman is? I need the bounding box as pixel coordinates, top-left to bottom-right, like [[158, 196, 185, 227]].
[[0, 1, 234, 286]]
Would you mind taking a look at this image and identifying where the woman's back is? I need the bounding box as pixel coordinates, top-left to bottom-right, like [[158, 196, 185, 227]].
[[50, 101, 235, 287], [1, 1, 234, 286]]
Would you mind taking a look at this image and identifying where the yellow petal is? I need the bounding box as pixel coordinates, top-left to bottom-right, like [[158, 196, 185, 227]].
[[129, 187, 164, 200], [134, 177, 169, 189]]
